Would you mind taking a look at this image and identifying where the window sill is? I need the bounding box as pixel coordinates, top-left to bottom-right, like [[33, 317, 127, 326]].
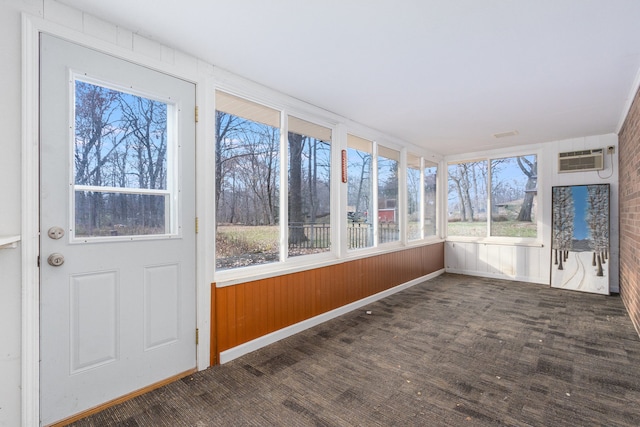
[[214, 252, 339, 287]]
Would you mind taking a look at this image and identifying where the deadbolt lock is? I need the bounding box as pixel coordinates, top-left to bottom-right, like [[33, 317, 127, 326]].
[[47, 253, 65, 267]]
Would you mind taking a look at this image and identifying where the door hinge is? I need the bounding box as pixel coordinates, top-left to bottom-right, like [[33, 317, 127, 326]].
[[195, 217, 199, 234], [37, 255, 40, 267], [196, 328, 199, 345], [195, 106, 199, 123]]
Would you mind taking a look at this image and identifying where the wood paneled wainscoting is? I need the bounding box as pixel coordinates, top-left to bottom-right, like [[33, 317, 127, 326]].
[[211, 242, 444, 365]]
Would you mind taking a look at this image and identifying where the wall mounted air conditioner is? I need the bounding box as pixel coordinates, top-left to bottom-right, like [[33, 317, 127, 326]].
[[558, 148, 604, 173]]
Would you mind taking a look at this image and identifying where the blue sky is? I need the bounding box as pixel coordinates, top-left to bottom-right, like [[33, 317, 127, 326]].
[[571, 186, 589, 240]]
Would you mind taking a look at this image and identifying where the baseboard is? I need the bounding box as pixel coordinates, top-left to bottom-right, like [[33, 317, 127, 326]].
[[219, 268, 445, 364], [445, 267, 549, 285]]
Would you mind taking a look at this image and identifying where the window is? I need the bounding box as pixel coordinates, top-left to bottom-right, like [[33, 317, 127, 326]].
[[407, 154, 421, 241], [378, 145, 399, 244], [214, 93, 442, 272], [447, 154, 537, 239], [288, 116, 332, 257], [73, 79, 175, 239], [447, 160, 488, 237], [424, 162, 438, 237], [407, 155, 438, 241], [347, 135, 373, 249], [215, 91, 281, 270], [490, 155, 537, 237]]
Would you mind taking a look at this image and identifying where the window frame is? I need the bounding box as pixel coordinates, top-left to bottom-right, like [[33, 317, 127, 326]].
[[214, 90, 283, 271], [406, 152, 423, 242], [376, 144, 400, 246], [346, 134, 375, 251], [212, 90, 444, 284], [213, 89, 340, 281], [445, 149, 542, 246], [422, 158, 439, 240], [70, 74, 181, 243], [286, 114, 333, 259]]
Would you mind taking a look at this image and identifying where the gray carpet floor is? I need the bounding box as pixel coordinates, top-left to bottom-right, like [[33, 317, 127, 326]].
[[70, 273, 640, 426]]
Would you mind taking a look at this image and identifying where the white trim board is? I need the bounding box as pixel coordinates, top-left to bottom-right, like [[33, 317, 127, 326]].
[[444, 267, 549, 286]]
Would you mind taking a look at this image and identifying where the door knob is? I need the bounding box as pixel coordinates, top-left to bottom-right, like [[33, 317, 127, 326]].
[[48, 226, 65, 240], [47, 253, 65, 267]]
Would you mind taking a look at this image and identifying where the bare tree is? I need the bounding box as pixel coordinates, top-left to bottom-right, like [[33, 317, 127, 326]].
[[235, 126, 279, 225], [288, 132, 307, 245], [448, 169, 467, 221], [74, 80, 171, 236], [424, 167, 437, 235], [118, 94, 168, 228], [552, 187, 575, 270], [296, 138, 331, 250], [586, 185, 609, 276], [449, 162, 486, 222], [74, 82, 124, 232], [215, 111, 245, 221], [348, 149, 372, 217], [460, 163, 475, 221], [215, 111, 280, 227], [516, 156, 537, 222]]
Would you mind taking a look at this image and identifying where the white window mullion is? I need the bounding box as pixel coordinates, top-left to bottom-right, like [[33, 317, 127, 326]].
[[398, 148, 408, 244], [420, 157, 426, 240], [487, 159, 492, 238], [435, 161, 441, 238], [334, 124, 347, 258], [372, 142, 379, 246]]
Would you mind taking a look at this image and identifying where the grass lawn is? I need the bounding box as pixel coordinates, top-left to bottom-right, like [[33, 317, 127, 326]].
[[448, 220, 536, 238], [216, 225, 279, 257]]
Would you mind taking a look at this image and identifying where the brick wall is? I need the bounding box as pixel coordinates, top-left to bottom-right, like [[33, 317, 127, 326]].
[[618, 87, 640, 336]]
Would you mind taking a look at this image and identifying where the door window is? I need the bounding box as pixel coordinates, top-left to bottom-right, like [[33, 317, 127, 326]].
[[72, 78, 177, 240]]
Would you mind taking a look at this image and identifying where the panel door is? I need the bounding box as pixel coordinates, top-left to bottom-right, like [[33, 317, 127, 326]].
[[40, 34, 197, 425]]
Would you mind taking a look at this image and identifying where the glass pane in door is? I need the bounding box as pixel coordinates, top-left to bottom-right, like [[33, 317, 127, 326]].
[[74, 191, 169, 237], [73, 79, 175, 238]]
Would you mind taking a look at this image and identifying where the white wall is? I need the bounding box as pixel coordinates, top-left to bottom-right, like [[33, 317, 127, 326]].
[[445, 133, 620, 292], [0, 2, 39, 426]]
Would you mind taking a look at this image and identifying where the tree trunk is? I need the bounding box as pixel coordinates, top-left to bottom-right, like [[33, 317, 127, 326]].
[[461, 166, 475, 221], [516, 157, 537, 222], [453, 178, 466, 222], [517, 178, 535, 221], [596, 253, 603, 277], [288, 133, 307, 245], [353, 150, 370, 216]]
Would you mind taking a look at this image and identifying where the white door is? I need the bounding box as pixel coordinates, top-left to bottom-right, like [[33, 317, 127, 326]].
[[40, 34, 197, 425]]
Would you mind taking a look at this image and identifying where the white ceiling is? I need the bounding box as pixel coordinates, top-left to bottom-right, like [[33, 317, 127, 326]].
[[58, 0, 640, 155]]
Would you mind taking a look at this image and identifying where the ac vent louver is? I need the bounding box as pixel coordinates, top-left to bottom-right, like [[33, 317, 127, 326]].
[[558, 148, 604, 173]]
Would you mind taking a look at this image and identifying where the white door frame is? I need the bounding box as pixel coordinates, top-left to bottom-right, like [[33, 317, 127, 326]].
[[21, 13, 214, 426]]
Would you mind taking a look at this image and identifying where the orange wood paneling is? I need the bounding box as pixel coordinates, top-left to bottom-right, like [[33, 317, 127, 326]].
[[211, 242, 444, 362]]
